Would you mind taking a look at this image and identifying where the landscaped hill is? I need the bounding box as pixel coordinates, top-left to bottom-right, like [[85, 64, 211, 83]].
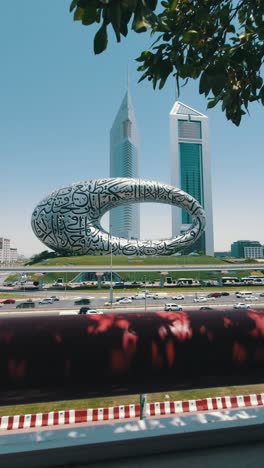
[[32, 255, 229, 267]]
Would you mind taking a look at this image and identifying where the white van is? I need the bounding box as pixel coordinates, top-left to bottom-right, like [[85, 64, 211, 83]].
[[153, 293, 168, 300], [133, 293, 146, 300], [236, 291, 253, 298]]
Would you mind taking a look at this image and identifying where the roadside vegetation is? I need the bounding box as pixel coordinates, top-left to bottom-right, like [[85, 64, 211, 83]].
[[0, 384, 264, 417], [27, 253, 229, 266]]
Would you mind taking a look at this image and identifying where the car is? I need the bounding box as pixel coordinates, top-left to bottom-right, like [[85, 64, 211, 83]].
[[164, 303, 183, 311], [118, 298, 133, 304], [50, 296, 60, 301], [39, 298, 54, 304], [74, 298, 91, 305], [132, 294, 146, 300], [194, 297, 208, 303], [79, 307, 103, 315], [153, 293, 168, 300], [259, 293, 264, 297], [207, 292, 222, 298], [245, 296, 258, 301], [16, 302, 35, 309], [171, 295, 184, 300], [233, 303, 251, 309], [0, 299, 16, 304], [220, 292, 230, 296], [200, 306, 213, 310], [86, 309, 104, 315]]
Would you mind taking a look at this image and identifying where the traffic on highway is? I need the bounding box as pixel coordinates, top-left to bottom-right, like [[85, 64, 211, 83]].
[[1, 288, 264, 317]]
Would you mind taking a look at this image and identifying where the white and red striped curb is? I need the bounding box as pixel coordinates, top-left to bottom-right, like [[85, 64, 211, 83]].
[[1, 393, 264, 431]]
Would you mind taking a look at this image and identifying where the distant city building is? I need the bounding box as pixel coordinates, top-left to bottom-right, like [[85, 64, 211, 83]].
[[170, 101, 214, 256], [10, 248, 18, 263], [214, 251, 231, 258], [110, 91, 140, 240], [231, 240, 264, 259], [0, 237, 18, 263]]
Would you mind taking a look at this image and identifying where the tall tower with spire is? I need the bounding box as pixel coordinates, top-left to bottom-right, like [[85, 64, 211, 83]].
[[110, 91, 140, 240], [170, 101, 214, 255]]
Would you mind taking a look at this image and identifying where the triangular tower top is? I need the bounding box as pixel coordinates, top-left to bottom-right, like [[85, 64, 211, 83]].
[[170, 101, 205, 118]]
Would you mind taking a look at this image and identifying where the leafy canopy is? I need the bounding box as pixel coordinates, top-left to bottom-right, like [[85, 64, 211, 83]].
[[70, 0, 264, 126]]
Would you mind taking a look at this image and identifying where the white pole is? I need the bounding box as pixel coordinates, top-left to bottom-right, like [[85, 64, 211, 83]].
[[109, 224, 113, 305], [144, 274, 147, 313]]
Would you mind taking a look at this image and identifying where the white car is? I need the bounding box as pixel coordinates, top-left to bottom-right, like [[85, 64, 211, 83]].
[[86, 309, 104, 315], [118, 298, 133, 304], [233, 303, 251, 309], [193, 297, 208, 303], [245, 296, 258, 301], [39, 298, 54, 304], [171, 295, 184, 300], [133, 294, 146, 300], [164, 303, 183, 311]]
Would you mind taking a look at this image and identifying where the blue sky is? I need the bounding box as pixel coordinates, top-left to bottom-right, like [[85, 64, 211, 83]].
[[1, 2, 263, 257]]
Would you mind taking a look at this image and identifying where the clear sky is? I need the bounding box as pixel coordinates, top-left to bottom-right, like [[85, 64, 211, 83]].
[[1, 2, 263, 258]]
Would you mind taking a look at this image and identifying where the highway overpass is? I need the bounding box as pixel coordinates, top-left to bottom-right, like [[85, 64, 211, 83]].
[[0, 263, 264, 273]]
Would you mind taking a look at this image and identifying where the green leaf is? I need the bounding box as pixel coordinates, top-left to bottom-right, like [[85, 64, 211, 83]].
[[94, 23, 108, 54], [207, 98, 219, 109], [74, 7, 85, 21], [69, 0, 78, 13], [199, 72, 210, 96], [82, 5, 99, 25], [183, 30, 199, 44], [211, 73, 226, 96], [109, 1, 121, 41]]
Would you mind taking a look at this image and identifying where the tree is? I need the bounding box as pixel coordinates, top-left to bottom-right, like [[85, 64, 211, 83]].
[[70, 0, 264, 126]]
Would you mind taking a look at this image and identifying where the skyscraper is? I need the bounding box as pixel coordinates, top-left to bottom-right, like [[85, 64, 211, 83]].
[[170, 101, 214, 255], [110, 91, 140, 239]]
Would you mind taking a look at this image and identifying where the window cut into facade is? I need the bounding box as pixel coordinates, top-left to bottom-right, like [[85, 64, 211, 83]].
[[179, 143, 204, 224]]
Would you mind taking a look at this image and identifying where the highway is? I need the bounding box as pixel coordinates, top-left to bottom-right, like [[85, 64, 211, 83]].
[[0, 263, 264, 273], [1, 289, 264, 317]]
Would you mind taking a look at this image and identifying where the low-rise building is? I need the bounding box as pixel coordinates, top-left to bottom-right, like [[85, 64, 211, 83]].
[[231, 240, 264, 259]]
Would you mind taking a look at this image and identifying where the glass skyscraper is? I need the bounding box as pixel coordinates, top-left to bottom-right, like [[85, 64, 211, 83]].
[[110, 91, 140, 240], [170, 102, 214, 255]]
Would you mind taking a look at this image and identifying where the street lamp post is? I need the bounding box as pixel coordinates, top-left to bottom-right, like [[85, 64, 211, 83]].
[[160, 271, 168, 288], [96, 272, 103, 289], [109, 224, 113, 305], [144, 274, 147, 313], [140, 274, 147, 420]]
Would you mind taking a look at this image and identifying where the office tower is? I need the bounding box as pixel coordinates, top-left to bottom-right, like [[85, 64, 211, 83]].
[[110, 91, 140, 239], [170, 101, 214, 255], [0, 237, 18, 263]]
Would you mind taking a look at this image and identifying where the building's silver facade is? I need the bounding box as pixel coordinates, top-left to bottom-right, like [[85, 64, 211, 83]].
[[31, 178, 206, 256], [110, 92, 140, 239]]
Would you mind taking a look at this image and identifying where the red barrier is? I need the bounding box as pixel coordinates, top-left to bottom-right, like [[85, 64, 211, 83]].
[[0, 309, 264, 405]]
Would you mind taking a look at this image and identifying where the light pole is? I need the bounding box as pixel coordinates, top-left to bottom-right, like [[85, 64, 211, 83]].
[[144, 274, 147, 313], [64, 272, 67, 299], [96, 272, 103, 289], [109, 224, 113, 305], [140, 393, 147, 420]]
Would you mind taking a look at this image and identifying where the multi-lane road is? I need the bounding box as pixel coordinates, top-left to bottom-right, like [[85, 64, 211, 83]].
[[1, 290, 264, 317]]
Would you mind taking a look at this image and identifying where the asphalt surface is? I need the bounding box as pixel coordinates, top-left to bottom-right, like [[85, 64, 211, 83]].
[[0, 289, 264, 317]]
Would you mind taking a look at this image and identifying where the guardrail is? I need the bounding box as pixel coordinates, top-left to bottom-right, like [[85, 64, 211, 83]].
[[0, 309, 264, 406]]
